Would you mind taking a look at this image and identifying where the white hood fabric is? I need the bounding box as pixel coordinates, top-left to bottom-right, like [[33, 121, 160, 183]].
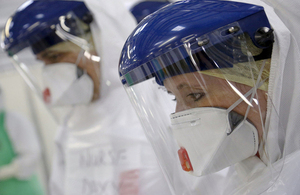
[[261, 0, 300, 161], [49, 0, 172, 195]]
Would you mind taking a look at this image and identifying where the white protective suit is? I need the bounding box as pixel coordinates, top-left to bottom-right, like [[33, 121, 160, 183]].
[[182, 0, 300, 194], [49, 0, 172, 195], [0, 110, 41, 180]]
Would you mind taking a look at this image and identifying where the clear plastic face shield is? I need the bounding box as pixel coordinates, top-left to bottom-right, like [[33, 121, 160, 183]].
[[1, 5, 100, 113], [120, 22, 285, 194]]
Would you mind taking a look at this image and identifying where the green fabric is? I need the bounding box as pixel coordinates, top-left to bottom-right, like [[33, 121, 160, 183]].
[[0, 111, 44, 195]]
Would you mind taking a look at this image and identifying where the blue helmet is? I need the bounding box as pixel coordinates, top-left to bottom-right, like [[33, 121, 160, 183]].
[[119, 0, 274, 86], [130, 0, 170, 23], [1, 0, 93, 56]]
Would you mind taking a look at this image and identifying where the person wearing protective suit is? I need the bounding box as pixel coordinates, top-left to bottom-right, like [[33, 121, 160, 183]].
[[0, 87, 44, 195], [1, 0, 172, 195], [119, 0, 300, 194]]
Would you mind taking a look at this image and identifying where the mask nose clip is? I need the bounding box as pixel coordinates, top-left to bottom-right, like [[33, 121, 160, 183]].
[[178, 147, 193, 172]]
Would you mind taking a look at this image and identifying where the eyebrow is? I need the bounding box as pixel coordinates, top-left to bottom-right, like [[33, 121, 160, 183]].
[[177, 83, 189, 90], [41, 51, 57, 58], [165, 83, 189, 94]]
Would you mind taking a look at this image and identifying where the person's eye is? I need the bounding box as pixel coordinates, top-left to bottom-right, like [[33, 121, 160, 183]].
[[167, 91, 177, 101], [187, 92, 205, 102]]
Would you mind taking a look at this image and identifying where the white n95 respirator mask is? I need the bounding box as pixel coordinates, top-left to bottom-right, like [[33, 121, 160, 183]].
[[42, 63, 94, 106], [170, 107, 258, 176]]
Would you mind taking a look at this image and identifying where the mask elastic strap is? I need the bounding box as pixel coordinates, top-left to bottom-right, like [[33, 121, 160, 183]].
[[186, 42, 267, 121], [55, 24, 96, 79], [226, 60, 267, 114], [243, 60, 266, 120], [75, 48, 86, 65], [73, 48, 88, 79]]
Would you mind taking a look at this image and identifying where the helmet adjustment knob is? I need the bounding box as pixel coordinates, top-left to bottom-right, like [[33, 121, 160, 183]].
[[228, 26, 240, 34], [255, 27, 274, 48]]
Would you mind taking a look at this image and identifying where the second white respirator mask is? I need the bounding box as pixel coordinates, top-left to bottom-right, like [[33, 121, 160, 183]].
[[170, 107, 258, 176], [42, 63, 94, 106]]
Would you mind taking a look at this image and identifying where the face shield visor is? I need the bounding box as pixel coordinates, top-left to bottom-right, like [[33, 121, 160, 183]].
[[1, 1, 100, 110], [120, 21, 285, 194]]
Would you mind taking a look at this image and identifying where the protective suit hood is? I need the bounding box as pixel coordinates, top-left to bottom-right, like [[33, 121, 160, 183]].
[[49, 0, 172, 194]]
